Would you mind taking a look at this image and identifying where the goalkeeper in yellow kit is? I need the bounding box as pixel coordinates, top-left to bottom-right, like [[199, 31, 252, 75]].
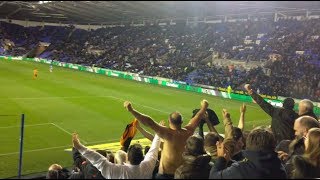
[[33, 68, 38, 79]]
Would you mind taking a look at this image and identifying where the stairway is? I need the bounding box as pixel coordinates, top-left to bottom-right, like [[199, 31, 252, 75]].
[[185, 69, 199, 85], [156, 51, 169, 65], [23, 42, 51, 58]]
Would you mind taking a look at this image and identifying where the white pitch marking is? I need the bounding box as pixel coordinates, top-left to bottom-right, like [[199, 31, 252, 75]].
[[0, 138, 120, 157], [51, 123, 88, 144], [0, 145, 70, 156], [0, 123, 52, 129], [4, 94, 262, 113]]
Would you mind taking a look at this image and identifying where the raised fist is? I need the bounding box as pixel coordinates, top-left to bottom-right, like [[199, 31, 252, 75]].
[[124, 101, 133, 112], [159, 120, 166, 126], [72, 133, 82, 150], [240, 103, 246, 113], [244, 84, 253, 94], [244, 84, 252, 92], [201, 99, 209, 108], [222, 109, 231, 119]]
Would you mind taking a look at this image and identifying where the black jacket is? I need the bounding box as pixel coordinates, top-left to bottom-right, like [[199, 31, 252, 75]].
[[300, 112, 318, 120], [232, 151, 245, 162], [209, 150, 287, 179], [250, 91, 299, 143], [175, 154, 211, 179]]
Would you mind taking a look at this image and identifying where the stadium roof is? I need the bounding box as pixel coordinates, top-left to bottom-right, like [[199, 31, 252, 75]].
[[0, 1, 320, 24]]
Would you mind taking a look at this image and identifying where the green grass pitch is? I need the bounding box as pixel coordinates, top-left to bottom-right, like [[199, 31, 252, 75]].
[[0, 60, 270, 178]]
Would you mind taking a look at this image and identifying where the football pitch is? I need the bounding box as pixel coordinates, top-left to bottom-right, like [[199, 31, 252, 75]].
[[0, 60, 270, 178]]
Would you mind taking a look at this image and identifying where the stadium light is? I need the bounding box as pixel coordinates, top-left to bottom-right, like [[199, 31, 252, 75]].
[[38, 1, 52, 4]]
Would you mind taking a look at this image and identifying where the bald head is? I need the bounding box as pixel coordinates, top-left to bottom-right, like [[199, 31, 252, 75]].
[[294, 116, 320, 137], [169, 111, 183, 129], [298, 99, 314, 116]]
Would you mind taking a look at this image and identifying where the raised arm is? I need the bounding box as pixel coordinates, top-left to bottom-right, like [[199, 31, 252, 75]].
[[244, 84, 275, 116], [124, 101, 170, 139], [140, 134, 161, 175], [204, 112, 220, 135], [185, 99, 209, 132], [223, 109, 234, 140], [72, 133, 118, 179], [136, 121, 154, 141], [238, 104, 246, 131]]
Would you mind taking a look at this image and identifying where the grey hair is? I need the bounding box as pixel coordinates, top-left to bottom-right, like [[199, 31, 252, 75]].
[[300, 99, 314, 112]]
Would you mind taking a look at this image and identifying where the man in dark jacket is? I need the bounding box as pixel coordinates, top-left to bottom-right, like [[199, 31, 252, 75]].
[[209, 127, 287, 179], [244, 84, 299, 143]]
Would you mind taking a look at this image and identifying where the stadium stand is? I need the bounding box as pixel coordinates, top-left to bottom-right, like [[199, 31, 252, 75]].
[[1, 18, 320, 101], [1, 1, 320, 179]]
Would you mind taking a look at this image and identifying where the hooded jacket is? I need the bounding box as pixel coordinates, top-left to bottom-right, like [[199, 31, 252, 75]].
[[209, 150, 287, 179], [175, 153, 211, 179]]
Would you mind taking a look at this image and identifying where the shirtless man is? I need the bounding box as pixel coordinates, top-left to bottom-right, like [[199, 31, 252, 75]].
[[124, 99, 209, 179]]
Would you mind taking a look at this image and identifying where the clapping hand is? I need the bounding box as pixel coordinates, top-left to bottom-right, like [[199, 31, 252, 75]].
[[216, 141, 231, 162]]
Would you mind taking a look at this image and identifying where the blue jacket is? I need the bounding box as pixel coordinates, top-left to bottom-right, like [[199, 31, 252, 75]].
[[209, 150, 287, 179]]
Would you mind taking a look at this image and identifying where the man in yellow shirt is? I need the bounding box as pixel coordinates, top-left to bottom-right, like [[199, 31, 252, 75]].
[[227, 85, 232, 98], [33, 68, 38, 79]]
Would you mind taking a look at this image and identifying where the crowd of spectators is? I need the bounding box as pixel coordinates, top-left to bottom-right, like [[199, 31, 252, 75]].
[[1, 18, 320, 101], [44, 86, 319, 179]]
